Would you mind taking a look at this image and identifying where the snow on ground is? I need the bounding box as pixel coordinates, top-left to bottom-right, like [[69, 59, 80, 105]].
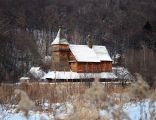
[[0, 102, 73, 120], [0, 111, 51, 120], [99, 100, 156, 120], [1, 100, 156, 120]]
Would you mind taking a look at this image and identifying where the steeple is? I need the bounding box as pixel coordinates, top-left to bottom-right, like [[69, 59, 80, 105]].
[[51, 26, 70, 71], [51, 26, 69, 45]]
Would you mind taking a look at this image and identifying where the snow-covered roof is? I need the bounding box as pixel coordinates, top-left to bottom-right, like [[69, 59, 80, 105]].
[[69, 45, 112, 62], [69, 45, 100, 62], [42, 71, 117, 80], [93, 46, 112, 61], [20, 77, 30, 80], [51, 28, 69, 45], [43, 71, 79, 79]]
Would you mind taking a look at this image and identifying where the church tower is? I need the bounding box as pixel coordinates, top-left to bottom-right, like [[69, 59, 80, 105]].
[[51, 27, 70, 71]]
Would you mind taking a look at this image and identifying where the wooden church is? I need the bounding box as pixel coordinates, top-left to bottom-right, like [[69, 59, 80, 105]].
[[44, 27, 117, 81]]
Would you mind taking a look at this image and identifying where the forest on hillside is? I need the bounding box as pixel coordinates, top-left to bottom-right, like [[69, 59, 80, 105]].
[[0, 0, 156, 83]]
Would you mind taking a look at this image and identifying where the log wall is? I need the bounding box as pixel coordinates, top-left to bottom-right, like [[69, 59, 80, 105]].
[[69, 61, 112, 73], [101, 61, 112, 72]]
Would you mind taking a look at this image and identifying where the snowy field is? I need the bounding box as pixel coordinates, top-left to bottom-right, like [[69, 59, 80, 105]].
[[1, 100, 156, 120]]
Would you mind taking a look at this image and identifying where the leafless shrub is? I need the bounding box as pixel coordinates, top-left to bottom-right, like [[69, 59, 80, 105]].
[[84, 78, 107, 109], [67, 98, 99, 120], [128, 73, 149, 100], [148, 89, 156, 119], [14, 89, 35, 116], [66, 79, 133, 120], [112, 107, 131, 120]]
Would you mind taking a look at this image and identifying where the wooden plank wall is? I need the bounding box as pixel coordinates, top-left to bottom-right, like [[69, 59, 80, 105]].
[[69, 62, 78, 72], [101, 61, 112, 72], [51, 45, 70, 71], [69, 61, 112, 73], [52, 44, 69, 51]]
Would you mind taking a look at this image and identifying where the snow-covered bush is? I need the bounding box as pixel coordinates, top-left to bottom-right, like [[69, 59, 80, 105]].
[[29, 67, 45, 80]]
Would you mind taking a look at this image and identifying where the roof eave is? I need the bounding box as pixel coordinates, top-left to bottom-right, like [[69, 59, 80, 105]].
[[100, 60, 113, 62], [76, 61, 112, 62]]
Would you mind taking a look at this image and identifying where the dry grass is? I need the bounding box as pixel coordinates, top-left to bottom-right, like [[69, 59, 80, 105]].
[[1, 75, 155, 119], [128, 73, 149, 100], [0, 81, 127, 105]]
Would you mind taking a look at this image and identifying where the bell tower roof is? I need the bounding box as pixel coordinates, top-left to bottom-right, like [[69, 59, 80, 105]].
[[51, 26, 69, 45]]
